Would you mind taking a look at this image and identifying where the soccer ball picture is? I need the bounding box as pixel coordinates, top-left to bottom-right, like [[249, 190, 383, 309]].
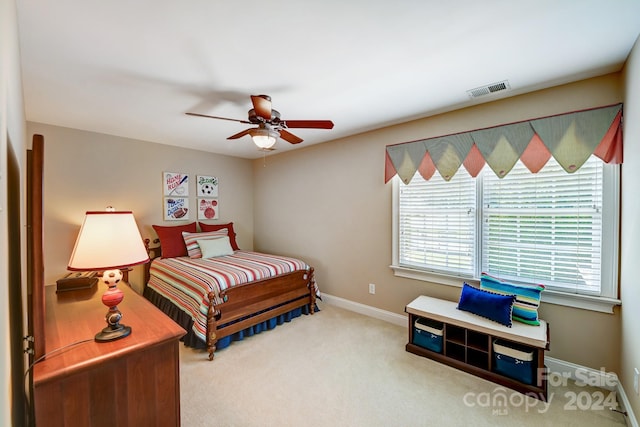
[[201, 183, 216, 195], [197, 176, 219, 197]]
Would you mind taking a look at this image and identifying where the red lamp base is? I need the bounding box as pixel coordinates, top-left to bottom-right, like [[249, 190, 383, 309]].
[[95, 269, 132, 342]]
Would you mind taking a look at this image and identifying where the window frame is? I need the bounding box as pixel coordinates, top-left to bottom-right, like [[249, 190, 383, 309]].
[[391, 160, 621, 314]]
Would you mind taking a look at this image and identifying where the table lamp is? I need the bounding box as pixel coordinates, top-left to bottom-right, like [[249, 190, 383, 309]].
[[67, 208, 150, 342]]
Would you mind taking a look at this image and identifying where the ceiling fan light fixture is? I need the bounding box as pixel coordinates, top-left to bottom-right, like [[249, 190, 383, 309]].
[[187, 94, 333, 148], [250, 128, 279, 149]]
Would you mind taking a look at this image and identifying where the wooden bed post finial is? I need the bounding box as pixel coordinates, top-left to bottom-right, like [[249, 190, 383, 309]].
[[308, 267, 316, 314], [206, 291, 219, 361]]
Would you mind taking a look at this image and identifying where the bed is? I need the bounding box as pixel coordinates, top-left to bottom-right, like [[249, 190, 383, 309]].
[[142, 221, 317, 360]]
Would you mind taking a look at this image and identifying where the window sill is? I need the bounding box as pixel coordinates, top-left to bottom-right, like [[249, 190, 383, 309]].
[[540, 290, 620, 314], [390, 265, 621, 314], [391, 265, 475, 287]]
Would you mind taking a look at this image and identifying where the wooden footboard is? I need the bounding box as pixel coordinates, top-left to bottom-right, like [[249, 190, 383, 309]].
[[206, 267, 315, 360], [143, 239, 316, 361]]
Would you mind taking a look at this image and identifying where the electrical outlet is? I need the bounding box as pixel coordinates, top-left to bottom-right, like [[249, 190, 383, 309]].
[[634, 368, 639, 395], [368, 283, 375, 294]]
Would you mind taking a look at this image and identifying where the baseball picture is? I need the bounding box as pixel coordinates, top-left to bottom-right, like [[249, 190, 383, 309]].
[[164, 172, 189, 196]]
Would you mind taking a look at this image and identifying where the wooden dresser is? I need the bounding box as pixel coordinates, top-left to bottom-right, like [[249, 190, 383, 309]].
[[33, 283, 186, 427]]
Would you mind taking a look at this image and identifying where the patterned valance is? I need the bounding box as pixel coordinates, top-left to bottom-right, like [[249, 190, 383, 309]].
[[385, 103, 623, 184]]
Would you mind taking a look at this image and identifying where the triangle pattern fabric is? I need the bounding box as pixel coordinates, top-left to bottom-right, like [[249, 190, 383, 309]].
[[385, 104, 623, 184]]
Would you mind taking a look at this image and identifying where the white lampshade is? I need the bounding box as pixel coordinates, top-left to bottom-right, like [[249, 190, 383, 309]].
[[250, 128, 279, 149], [68, 210, 150, 271]]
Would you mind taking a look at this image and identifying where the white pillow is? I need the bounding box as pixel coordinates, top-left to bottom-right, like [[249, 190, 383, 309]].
[[182, 229, 228, 258], [197, 236, 234, 259]]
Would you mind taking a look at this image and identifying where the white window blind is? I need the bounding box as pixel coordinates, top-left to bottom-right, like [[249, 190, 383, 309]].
[[395, 155, 618, 299], [398, 168, 476, 277], [482, 157, 602, 294]]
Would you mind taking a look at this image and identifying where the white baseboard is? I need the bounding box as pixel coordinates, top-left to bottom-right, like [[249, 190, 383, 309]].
[[544, 356, 619, 391], [619, 385, 640, 427], [545, 357, 637, 427], [320, 294, 407, 327], [321, 293, 638, 427]]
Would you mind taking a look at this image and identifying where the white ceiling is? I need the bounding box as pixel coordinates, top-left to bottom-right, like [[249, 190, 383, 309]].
[[16, 0, 640, 159]]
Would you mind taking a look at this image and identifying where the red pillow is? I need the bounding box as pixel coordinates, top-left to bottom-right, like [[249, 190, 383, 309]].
[[198, 222, 239, 250], [152, 222, 197, 258]]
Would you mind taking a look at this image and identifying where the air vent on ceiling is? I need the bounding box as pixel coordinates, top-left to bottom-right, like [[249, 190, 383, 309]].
[[467, 80, 511, 99]]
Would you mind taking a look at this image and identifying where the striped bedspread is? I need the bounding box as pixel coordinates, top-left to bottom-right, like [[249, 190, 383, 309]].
[[147, 251, 311, 343]]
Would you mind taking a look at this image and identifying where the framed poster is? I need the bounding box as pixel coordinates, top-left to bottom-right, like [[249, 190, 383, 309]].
[[198, 198, 219, 220], [163, 172, 189, 196], [164, 197, 189, 220], [197, 175, 218, 197]]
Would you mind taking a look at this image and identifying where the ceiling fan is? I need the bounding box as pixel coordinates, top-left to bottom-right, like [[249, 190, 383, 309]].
[[186, 94, 334, 150]]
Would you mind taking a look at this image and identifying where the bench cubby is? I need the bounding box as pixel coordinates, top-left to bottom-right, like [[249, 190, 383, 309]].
[[405, 295, 550, 400]]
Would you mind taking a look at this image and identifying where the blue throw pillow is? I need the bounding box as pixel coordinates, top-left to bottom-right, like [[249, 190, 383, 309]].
[[457, 283, 516, 327]]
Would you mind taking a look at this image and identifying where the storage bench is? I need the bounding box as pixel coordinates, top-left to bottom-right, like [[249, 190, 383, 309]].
[[405, 295, 550, 400]]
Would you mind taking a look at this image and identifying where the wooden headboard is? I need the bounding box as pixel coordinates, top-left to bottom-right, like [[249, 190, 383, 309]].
[[143, 238, 161, 287], [28, 134, 45, 360]]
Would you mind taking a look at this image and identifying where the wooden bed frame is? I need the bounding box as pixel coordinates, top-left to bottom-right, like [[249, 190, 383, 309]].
[[143, 239, 316, 360]]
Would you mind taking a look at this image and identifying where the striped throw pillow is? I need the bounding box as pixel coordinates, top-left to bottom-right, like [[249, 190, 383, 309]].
[[480, 273, 545, 326], [182, 230, 228, 258]]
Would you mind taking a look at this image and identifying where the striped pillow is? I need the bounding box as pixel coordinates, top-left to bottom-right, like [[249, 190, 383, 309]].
[[182, 230, 228, 258], [480, 273, 545, 326]]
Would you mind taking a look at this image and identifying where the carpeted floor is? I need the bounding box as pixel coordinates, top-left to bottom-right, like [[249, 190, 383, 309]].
[[179, 302, 627, 427]]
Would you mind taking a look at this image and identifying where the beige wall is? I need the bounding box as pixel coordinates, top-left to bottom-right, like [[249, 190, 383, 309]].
[[27, 122, 254, 293], [621, 34, 640, 418], [17, 44, 639, 418], [253, 74, 624, 373], [1, 0, 27, 424]]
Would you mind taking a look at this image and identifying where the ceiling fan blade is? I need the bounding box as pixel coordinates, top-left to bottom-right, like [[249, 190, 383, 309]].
[[186, 112, 251, 124], [281, 120, 334, 129], [227, 129, 253, 140], [251, 95, 272, 121], [279, 129, 304, 144]]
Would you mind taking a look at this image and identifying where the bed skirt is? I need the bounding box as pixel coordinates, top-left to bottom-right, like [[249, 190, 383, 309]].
[[143, 286, 316, 351]]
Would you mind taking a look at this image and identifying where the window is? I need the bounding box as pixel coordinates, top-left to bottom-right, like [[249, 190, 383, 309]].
[[392, 155, 620, 312]]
